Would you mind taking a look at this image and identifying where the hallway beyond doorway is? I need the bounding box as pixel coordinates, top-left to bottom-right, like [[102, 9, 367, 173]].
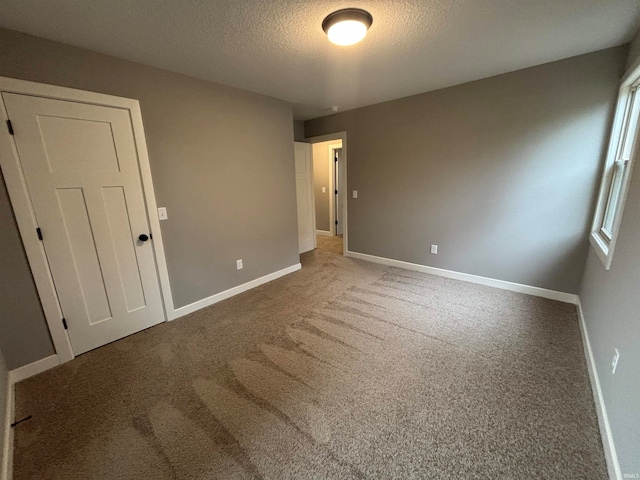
[[317, 234, 343, 255]]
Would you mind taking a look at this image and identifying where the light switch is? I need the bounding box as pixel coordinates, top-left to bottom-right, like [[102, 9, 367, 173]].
[[322, 187, 326, 194], [353, 190, 358, 198], [158, 207, 168, 220]]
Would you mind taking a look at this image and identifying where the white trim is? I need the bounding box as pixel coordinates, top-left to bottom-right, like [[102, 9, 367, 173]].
[[576, 300, 622, 480], [344, 250, 578, 304], [0, 76, 174, 357], [129, 102, 175, 319], [328, 143, 345, 237], [1, 354, 59, 480], [294, 141, 316, 252], [308, 138, 341, 236], [0, 257, 302, 475], [316, 230, 332, 237], [8, 355, 60, 385], [589, 231, 612, 269], [327, 142, 341, 236], [1, 371, 14, 480], [306, 132, 348, 250], [590, 63, 640, 270], [0, 92, 74, 363], [172, 263, 301, 319]]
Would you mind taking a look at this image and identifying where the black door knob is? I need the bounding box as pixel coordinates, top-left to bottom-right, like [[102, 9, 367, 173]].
[[138, 234, 149, 242]]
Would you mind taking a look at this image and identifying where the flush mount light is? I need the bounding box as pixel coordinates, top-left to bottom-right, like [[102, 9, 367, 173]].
[[322, 8, 373, 46]]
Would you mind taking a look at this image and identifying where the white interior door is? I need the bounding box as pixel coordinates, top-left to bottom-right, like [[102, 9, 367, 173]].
[[294, 142, 315, 253], [4, 92, 165, 355], [335, 148, 345, 236]]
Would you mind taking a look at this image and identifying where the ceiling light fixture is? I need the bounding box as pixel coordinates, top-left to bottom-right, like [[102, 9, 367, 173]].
[[322, 8, 373, 46]]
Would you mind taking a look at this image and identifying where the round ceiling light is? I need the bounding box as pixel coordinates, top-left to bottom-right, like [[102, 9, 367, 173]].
[[322, 8, 373, 46]]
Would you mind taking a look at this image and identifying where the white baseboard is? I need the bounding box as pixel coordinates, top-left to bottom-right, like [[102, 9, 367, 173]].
[[3, 260, 303, 391], [2, 354, 60, 480], [576, 300, 621, 480], [315, 230, 332, 237], [171, 263, 302, 320], [0, 262, 304, 479], [344, 250, 579, 304], [8, 355, 60, 385], [1, 374, 14, 480]]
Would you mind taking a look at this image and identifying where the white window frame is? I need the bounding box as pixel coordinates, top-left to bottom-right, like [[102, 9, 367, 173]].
[[590, 59, 640, 270]]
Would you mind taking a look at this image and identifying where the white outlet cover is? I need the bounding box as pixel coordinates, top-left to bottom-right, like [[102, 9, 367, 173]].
[[236, 259, 243, 270], [158, 207, 168, 220], [353, 190, 358, 198], [430, 245, 438, 254], [322, 187, 326, 193]]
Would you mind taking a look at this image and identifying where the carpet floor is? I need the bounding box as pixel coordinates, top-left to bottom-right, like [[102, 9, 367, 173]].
[[13, 235, 607, 479]]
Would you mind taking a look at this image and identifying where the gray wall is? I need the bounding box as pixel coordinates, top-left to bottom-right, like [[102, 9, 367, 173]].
[[627, 30, 640, 69], [312, 142, 330, 232], [0, 178, 55, 367], [0, 28, 299, 369], [306, 47, 627, 294], [293, 120, 305, 142], [579, 42, 640, 476]]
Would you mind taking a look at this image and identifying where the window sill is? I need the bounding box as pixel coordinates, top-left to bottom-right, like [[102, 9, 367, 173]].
[[589, 231, 613, 270]]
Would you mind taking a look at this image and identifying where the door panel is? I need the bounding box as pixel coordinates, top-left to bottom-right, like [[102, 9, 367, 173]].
[[102, 186, 147, 312], [4, 92, 165, 355], [294, 143, 314, 253], [38, 115, 121, 172], [57, 187, 113, 324]]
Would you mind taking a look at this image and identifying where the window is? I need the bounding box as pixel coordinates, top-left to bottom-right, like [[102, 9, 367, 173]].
[[590, 64, 640, 269]]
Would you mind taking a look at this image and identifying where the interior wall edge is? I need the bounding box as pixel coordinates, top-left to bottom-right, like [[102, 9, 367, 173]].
[[305, 45, 627, 295], [170, 262, 302, 320], [0, 26, 300, 369], [576, 299, 622, 480], [345, 249, 579, 304]]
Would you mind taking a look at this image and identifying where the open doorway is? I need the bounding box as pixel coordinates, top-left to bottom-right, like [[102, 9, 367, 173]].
[[306, 132, 348, 255]]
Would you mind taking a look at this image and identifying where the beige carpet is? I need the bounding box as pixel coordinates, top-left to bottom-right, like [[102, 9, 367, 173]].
[[13, 235, 607, 479]]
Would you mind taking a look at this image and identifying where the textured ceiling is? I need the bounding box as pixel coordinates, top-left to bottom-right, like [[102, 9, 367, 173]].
[[1, 0, 639, 120]]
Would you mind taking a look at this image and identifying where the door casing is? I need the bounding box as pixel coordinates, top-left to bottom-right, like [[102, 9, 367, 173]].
[[331, 146, 345, 236], [0, 76, 174, 364], [306, 132, 348, 251], [294, 141, 316, 253]]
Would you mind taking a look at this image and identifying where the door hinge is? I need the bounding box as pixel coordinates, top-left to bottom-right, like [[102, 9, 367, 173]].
[[36, 227, 43, 241], [335, 220, 338, 225], [335, 190, 338, 194], [6, 119, 14, 135], [62, 318, 68, 330]]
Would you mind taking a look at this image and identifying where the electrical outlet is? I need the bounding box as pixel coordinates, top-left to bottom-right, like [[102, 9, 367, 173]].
[[353, 190, 358, 198], [612, 348, 620, 374], [322, 187, 326, 193], [157, 207, 168, 220], [430, 244, 438, 254], [236, 259, 243, 270]]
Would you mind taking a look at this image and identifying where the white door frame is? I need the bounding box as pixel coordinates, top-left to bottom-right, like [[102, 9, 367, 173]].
[[306, 132, 348, 250], [0, 76, 174, 363], [329, 144, 345, 236], [294, 141, 317, 251], [322, 141, 342, 237]]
